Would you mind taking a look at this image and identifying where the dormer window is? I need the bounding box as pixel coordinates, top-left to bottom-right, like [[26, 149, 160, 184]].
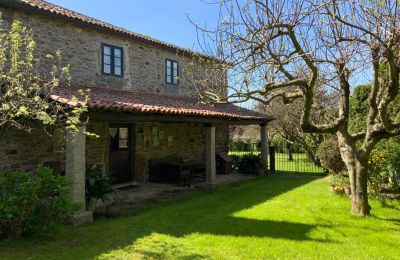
[[102, 43, 123, 77], [165, 59, 179, 85]]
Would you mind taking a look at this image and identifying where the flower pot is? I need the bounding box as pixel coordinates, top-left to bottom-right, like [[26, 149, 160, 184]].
[[331, 186, 343, 194], [106, 204, 121, 218], [343, 186, 351, 196]]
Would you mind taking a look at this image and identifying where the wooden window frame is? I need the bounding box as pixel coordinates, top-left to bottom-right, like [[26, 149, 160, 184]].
[[101, 43, 124, 77], [165, 58, 179, 85]]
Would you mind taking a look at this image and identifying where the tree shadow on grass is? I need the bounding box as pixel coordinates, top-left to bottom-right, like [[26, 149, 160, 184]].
[[156, 217, 331, 242], [379, 199, 400, 212], [372, 216, 400, 227], [0, 175, 332, 259]]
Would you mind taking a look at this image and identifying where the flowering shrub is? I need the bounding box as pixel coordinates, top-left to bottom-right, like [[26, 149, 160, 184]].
[[330, 174, 350, 195]]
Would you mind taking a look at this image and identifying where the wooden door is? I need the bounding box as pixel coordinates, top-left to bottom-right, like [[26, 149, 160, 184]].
[[109, 125, 132, 184]]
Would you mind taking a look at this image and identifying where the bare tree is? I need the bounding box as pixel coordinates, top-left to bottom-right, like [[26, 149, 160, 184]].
[[189, 0, 400, 216], [256, 98, 326, 164]]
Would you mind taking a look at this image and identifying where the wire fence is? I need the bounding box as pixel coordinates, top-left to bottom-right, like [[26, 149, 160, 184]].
[[229, 145, 324, 175]]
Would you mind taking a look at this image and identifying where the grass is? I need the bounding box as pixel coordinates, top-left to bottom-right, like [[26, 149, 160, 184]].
[[1, 174, 400, 259], [229, 151, 324, 174]]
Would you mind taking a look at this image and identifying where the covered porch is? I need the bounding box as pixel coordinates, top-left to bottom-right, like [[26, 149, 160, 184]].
[[52, 87, 273, 224]]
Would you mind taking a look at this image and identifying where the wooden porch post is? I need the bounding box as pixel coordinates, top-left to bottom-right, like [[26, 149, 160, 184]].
[[260, 123, 269, 174], [205, 124, 216, 185]]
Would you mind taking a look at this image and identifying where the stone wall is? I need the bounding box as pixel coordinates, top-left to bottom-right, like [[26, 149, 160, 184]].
[[132, 122, 228, 181], [0, 6, 224, 97], [88, 121, 229, 182], [86, 121, 109, 174], [0, 121, 108, 173], [0, 122, 64, 172], [0, 120, 229, 182]]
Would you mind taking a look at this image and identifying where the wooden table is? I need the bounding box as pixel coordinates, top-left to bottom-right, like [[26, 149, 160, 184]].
[[157, 160, 205, 187]]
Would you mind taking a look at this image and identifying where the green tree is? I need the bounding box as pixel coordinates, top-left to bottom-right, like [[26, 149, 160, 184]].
[[0, 20, 89, 141], [350, 84, 400, 196], [350, 83, 400, 133]]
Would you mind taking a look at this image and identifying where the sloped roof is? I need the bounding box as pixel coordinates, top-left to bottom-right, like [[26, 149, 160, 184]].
[[1, 0, 222, 62], [50, 86, 272, 122]]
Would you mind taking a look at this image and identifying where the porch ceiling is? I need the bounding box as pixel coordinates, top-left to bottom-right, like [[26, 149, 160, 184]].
[[51, 86, 273, 125]]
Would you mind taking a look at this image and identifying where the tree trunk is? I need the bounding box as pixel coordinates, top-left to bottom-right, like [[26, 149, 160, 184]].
[[286, 142, 293, 161], [351, 160, 370, 216], [293, 133, 321, 166], [337, 133, 370, 216]]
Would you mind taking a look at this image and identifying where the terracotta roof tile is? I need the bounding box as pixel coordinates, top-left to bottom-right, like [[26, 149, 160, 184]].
[[2, 0, 221, 62], [50, 87, 272, 122]]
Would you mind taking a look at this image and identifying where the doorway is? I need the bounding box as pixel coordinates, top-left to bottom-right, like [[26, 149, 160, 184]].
[[109, 124, 133, 184]]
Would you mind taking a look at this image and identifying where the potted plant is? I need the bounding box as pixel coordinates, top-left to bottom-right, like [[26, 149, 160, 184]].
[[85, 168, 114, 211], [330, 174, 350, 196], [343, 186, 351, 196], [105, 196, 124, 218]]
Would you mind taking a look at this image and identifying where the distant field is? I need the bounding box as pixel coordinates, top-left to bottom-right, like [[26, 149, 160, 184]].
[[229, 151, 324, 174]]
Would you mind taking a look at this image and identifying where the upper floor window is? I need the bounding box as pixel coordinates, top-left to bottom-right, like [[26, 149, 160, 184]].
[[165, 59, 179, 85], [102, 43, 123, 77]]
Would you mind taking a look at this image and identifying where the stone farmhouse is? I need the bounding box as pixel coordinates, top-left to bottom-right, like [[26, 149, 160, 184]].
[[0, 0, 272, 224]]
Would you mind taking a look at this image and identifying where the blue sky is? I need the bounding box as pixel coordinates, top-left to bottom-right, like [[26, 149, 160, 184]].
[[47, 0, 220, 52]]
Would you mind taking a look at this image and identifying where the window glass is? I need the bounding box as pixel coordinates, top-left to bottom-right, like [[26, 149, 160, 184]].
[[114, 57, 121, 67], [104, 55, 111, 65], [119, 140, 128, 149], [103, 64, 111, 74], [110, 127, 129, 150], [114, 48, 121, 58], [102, 44, 123, 76], [114, 66, 121, 76], [109, 128, 118, 151], [119, 128, 128, 139], [119, 128, 128, 148], [103, 46, 111, 55], [165, 59, 179, 85]]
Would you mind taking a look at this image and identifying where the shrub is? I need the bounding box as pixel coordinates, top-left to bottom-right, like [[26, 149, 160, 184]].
[[0, 165, 75, 239], [85, 168, 114, 209], [368, 139, 400, 198], [236, 154, 262, 175], [316, 139, 346, 174]]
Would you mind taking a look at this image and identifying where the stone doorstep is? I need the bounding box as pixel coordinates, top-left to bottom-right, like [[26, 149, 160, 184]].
[[69, 211, 93, 226]]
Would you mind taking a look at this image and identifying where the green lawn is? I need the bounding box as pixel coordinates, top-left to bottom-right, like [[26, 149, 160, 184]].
[[1, 175, 400, 259], [229, 151, 324, 174]]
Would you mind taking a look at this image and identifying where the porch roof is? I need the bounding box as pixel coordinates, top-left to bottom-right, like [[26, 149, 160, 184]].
[[50, 87, 273, 123]]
